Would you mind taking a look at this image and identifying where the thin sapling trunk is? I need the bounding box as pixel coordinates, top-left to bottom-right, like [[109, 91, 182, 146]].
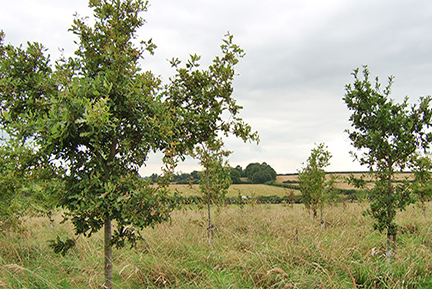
[[104, 217, 113, 289], [206, 170, 213, 245], [386, 232, 397, 264]]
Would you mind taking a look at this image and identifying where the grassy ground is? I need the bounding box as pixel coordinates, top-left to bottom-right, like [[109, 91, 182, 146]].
[[1, 201, 432, 288]]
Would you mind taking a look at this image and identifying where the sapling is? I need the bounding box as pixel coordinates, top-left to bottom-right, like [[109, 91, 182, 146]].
[[193, 138, 232, 245], [343, 66, 432, 262], [298, 143, 336, 224]]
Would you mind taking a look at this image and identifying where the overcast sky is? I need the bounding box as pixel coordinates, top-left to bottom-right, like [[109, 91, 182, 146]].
[[2, 0, 432, 175]]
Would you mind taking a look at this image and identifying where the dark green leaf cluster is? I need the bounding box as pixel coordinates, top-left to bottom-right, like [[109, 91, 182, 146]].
[[245, 162, 277, 184], [48, 236, 76, 257], [363, 172, 412, 234], [229, 167, 242, 184]]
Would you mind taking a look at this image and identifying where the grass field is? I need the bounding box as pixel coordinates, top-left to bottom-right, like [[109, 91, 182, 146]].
[[168, 183, 301, 197], [170, 172, 414, 197], [276, 172, 415, 190], [1, 200, 432, 288]]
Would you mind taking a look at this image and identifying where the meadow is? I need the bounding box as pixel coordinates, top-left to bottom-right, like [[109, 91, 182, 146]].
[[1, 197, 432, 288], [167, 171, 415, 200], [276, 172, 415, 190], [168, 183, 299, 198]]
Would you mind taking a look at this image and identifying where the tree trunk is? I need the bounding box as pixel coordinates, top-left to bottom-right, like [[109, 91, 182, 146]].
[[422, 200, 426, 217], [49, 210, 54, 228], [320, 205, 323, 225], [206, 170, 212, 246], [104, 217, 113, 289], [386, 232, 396, 264], [386, 232, 391, 264], [385, 170, 396, 263]]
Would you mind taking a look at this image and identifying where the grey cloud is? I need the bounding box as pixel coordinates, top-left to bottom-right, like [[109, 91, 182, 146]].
[[2, 0, 432, 175]]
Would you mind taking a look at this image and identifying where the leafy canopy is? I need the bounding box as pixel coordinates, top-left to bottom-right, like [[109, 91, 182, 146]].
[[344, 66, 432, 172], [298, 143, 333, 218], [343, 66, 432, 235], [0, 0, 258, 247]]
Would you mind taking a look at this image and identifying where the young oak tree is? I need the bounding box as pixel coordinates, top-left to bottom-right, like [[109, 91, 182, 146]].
[[0, 1, 257, 287], [298, 142, 335, 224], [1, 3, 175, 287], [193, 138, 232, 245], [165, 32, 258, 244], [343, 66, 432, 262]]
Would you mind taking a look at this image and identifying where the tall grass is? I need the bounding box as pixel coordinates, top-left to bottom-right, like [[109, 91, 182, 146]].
[[1, 202, 432, 288]]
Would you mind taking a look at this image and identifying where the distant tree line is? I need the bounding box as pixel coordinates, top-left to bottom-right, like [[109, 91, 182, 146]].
[[152, 171, 201, 184], [150, 162, 277, 185]]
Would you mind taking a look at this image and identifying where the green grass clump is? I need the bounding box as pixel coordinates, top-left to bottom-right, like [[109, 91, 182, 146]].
[[1, 202, 432, 288]]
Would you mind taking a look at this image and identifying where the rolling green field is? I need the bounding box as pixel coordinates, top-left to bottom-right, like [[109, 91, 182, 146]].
[[277, 172, 415, 190], [1, 199, 432, 288], [168, 183, 300, 198], [168, 171, 415, 200]]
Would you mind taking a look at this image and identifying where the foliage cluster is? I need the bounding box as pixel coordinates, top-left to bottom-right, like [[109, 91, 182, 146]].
[[244, 162, 277, 184], [229, 167, 243, 184]]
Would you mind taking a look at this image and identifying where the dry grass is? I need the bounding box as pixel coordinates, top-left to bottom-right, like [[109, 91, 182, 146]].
[[1, 201, 432, 288]]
